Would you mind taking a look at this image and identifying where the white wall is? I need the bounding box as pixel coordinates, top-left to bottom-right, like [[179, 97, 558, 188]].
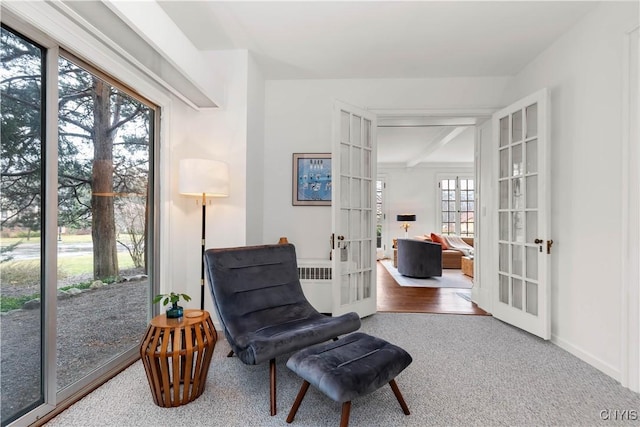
[[263, 77, 509, 259], [501, 1, 639, 381], [378, 164, 473, 257], [168, 50, 249, 314], [246, 53, 266, 245]]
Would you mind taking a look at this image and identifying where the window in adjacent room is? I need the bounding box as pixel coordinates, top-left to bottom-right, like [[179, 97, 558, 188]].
[[439, 176, 474, 237]]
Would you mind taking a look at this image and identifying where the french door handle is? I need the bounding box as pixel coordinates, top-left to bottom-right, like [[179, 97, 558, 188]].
[[534, 238, 543, 244]]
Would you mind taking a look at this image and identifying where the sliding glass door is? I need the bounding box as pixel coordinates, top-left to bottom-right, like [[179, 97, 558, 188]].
[[1, 22, 158, 425], [55, 53, 154, 392], [0, 25, 46, 425]]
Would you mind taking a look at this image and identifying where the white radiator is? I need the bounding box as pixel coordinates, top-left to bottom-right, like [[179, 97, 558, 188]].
[[297, 259, 332, 314]]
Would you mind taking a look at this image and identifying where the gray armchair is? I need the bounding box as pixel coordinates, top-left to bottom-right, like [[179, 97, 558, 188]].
[[397, 238, 442, 278], [203, 243, 361, 416]]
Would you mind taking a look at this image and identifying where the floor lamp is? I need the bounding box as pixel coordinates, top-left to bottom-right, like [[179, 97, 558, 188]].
[[179, 158, 229, 310]]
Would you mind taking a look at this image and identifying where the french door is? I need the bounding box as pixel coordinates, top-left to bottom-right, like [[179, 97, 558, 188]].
[[492, 89, 551, 340], [331, 101, 377, 317]]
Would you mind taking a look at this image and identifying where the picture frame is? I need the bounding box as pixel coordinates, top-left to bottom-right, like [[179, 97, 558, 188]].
[[292, 153, 332, 206]]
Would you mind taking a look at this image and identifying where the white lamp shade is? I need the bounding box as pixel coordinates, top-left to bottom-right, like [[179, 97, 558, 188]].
[[179, 158, 229, 197]]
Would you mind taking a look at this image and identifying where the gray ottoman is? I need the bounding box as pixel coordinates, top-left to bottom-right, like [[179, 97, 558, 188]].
[[285, 332, 413, 427]]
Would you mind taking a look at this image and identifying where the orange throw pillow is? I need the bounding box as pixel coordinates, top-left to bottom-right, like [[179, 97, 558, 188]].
[[430, 233, 449, 250]]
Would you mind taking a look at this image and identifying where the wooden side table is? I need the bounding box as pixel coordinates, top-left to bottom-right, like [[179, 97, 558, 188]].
[[140, 309, 217, 407]]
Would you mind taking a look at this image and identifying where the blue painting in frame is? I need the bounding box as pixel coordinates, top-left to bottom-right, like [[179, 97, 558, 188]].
[[292, 153, 331, 206]]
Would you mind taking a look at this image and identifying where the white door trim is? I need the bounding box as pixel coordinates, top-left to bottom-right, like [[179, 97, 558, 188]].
[[620, 25, 640, 393]]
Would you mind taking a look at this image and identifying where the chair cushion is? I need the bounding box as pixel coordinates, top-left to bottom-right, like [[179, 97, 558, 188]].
[[286, 332, 412, 403]]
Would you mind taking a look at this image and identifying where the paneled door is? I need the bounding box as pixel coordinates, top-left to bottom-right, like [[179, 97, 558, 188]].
[[331, 101, 377, 317], [493, 89, 552, 339]]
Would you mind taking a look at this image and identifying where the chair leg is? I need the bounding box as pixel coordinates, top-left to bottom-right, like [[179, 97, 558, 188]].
[[227, 350, 234, 357], [286, 380, 310, 423], [270, 358, 277, 416], [389, 379, 410, 415], [340, 401, 351, 427]]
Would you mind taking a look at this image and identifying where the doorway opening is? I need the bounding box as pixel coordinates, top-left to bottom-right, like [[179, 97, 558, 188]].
[[374, 113, 489, 314]]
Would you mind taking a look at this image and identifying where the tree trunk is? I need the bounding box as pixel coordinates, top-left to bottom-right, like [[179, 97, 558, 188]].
[[91, 78, 118, 280]]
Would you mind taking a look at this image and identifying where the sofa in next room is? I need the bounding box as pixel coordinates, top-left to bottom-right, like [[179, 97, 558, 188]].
[[414, 233, 474, 269]]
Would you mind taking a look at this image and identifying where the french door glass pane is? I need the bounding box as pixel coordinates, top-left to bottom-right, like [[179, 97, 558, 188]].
[[512, 244, 523, 276], [526, 139, 538, 173], [499, 243, 509, 273], [512, 212, 524, 243], [341, 111, 350, 142], [352, 115, 361, 148], [56, 56, 152, 390], [340, 275, 349, 304], [526, 246, 538, 280], [512, 143, 523, 176], [363, 179, 371, 208], [351, 178, 361, 208], [499, 149, 509, 178], [340, 177, 350, 207], [499, 212, 509, 240], [526, 103, 538, 138], [340, 143, 350, 175], [363, 150, 371, 178], [352, 147, 361, 176], [340, 209, 349, 238], [363, 270, 371, 298], [499, 274, 509, 304], [512, 177, 523, 209], [499, 117, 509, 147], [499, 180, 509, 209], [526, 282, 539, 315], [363, 119, 371, 148], [526, 212, 538, 242], [1, 26, 45, 425], [512, 278, 523, 310], [526, 175, 538, 209], [512, 110, 523, 142], [351, 210, 361, 239]]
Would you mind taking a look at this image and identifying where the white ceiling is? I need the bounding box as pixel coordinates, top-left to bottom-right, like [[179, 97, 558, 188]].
[[157, 0, 597, 166]]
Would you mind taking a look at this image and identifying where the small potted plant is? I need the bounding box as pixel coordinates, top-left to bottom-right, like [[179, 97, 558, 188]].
[[153, 292, 192, 318]]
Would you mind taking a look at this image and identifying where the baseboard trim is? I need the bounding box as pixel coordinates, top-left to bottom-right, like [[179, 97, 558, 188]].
[[552, 333, 621, 382]]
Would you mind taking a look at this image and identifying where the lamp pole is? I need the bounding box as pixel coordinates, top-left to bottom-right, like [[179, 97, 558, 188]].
[[200, 193, 206, 310]]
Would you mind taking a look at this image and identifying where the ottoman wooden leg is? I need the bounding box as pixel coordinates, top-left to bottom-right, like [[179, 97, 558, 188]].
[[389, 379, 410, 415], [340, 401, 351, 427], [286, 380, 310, 423]]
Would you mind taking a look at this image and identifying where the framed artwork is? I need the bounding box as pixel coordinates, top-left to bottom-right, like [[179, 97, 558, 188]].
[[292, 153, 332, 206]]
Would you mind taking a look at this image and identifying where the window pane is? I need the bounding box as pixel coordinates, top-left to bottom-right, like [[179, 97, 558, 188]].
[[1, 26, 45, 424], [56, 56, 152, 390]]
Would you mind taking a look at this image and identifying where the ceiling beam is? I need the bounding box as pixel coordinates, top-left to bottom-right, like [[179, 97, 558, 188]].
[[406, 126, 469, 168]]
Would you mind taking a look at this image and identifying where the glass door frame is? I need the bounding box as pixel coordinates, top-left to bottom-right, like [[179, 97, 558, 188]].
[[2, 12, 161, 426]]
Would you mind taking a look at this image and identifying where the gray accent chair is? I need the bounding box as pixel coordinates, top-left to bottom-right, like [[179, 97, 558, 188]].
[[203, 243, 361, 416], [397, 238, 442, 278]]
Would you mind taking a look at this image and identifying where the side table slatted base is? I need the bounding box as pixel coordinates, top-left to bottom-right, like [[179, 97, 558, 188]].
[[140, 310, 217, 407]]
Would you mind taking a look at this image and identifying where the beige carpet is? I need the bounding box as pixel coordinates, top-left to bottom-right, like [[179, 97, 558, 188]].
[[380, 259, 472, 289], [45, 313, 640, 427]]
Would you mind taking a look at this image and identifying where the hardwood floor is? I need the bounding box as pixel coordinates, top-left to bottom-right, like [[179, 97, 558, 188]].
[[376, 260, 489, 315]]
